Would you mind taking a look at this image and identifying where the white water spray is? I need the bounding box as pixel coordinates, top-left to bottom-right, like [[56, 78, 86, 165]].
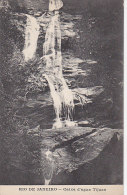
[[43, 0, 76, 128], [43, 149, 54, 185], [23, 14, 40, 62], [49, 0, 63, 12]]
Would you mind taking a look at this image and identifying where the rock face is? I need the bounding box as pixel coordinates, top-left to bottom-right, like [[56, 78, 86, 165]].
[[38, 127, 123, 176], [0, 0, 9, 9]]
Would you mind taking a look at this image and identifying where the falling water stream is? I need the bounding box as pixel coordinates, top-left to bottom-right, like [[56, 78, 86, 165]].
[[42, 149, 54, 185], [42, 0, 77, 184], [43, 0, 76, 129], [21, 1, 77, 184], [23, 14, 40, 62], [49, 0, 63, 12]]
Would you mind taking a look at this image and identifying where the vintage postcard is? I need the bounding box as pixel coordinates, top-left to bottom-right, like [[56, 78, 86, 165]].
[[0, 0, 124, 194]]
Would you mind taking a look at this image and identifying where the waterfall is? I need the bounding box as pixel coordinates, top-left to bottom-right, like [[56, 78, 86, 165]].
[[44, 0, 76, 128], [49, 0, 63, 12], [42, 150, 54, 185], [23, 14, 40, 62]]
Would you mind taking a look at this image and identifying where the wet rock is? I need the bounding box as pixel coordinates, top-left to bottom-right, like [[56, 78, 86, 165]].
[[40, 127, 122, 174], [0, 0, 10, 10], [62, 53, 87, 77], [27, 125, 40, 134], [25, 86, 104, 109], [78, 120, 90, 127], [73, 86, 104, 105], [41, 127, 95, 150], [37, 11, 81, 41], [73, 86, 104, 98]]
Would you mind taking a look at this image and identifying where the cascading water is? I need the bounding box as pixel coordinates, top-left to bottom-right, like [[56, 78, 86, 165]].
[[49, 0, 63, 12], [23, 14, 40, 62], [43, 0, 76, 128], [41, 149, 54, 185]]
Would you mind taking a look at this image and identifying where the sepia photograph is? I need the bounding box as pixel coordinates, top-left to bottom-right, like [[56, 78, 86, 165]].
[[0, 0, 123, 186]]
